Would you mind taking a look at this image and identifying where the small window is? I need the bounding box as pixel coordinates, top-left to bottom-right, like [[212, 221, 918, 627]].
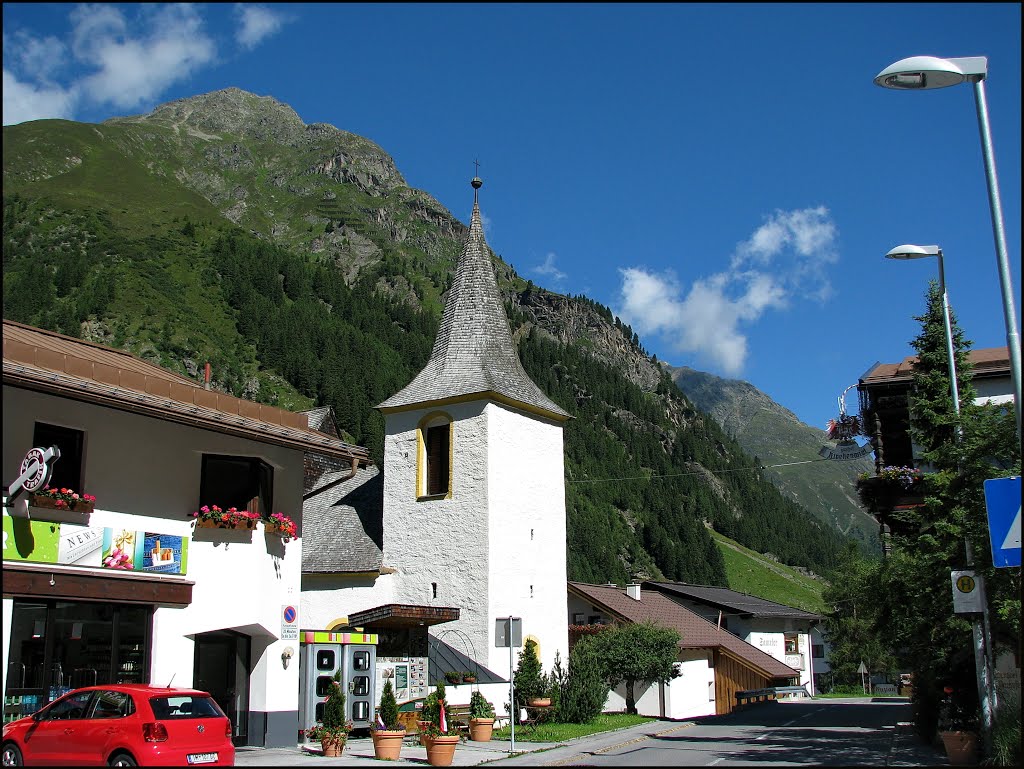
[[33, 422, 85, 493], [316, 650, 336, 670], [352, 676, 369, 696], [200, 454, 273, 515], [812, 644, 824, 659], [784, 634, 799, 654], [315, 676, 334, 697], [425, 424, 450, 496], [572, 613, 584, 624]]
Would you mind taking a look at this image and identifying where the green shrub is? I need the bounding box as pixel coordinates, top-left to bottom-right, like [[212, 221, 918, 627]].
[[377, 678, 401, 730], [558, 637, 609, 724], [469, 690, 495, 720]]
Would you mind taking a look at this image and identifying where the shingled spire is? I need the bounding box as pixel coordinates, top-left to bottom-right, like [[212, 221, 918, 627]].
[[378, 177, 569, 420]]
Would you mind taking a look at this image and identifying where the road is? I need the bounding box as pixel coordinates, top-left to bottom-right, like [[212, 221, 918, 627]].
[[506, 698, 943, 767]]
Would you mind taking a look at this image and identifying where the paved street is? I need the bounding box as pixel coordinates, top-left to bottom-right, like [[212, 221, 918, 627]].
[[234, 698, 949, 766]]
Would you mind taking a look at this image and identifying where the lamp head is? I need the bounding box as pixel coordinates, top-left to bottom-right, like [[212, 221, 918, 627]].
[[885, 244, 941, 260], [874, 56, 987, 90]]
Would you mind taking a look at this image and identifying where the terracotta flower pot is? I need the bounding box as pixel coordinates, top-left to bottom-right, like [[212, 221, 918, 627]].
[[424, 734, 459, 767], [371, 729, 405, 760], [469, 717, 494, 742], [940, 730, 978, 766], [418, 721, 431, 745], [320, 735, 346, 757], [527, 697, 551, 707]]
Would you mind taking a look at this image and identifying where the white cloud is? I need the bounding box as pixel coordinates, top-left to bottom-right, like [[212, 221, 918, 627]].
[[3, 69, 78, 125], [72, 4, 216, 110], [2, 3, 218, 124], [533, 252, 567, 282], [234, 5, 286, 50], [616, 206, 838, 374]]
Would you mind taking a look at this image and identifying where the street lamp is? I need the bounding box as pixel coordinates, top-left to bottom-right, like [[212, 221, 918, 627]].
[[885, 245, 961, 421], [875, 55, 1022, 441]]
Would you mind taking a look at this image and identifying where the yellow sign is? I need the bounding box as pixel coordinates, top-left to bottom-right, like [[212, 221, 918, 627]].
[[956, 574, 976, 593]]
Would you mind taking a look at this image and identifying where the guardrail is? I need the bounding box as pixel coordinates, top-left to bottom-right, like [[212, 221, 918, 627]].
[[774, 685, 811, 700], [735, 688, 777, 707]]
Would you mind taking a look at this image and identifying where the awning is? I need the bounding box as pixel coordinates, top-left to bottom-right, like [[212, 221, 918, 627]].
[[347, 603, 459, 629]]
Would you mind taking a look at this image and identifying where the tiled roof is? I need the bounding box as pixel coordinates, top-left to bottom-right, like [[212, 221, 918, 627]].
[[860, 347, 1010, 385], [377, 186, 569, 421], [3, 320, 368, 462], [643, 581, 821, 621], [302, 465, 383, 573], [568, 582, 797, 680]]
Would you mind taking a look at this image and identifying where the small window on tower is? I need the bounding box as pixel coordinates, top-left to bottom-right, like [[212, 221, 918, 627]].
[[418, 413, 452, 499]]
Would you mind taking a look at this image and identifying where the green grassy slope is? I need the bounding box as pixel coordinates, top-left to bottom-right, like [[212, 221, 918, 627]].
[[712, 529, 826, 613]]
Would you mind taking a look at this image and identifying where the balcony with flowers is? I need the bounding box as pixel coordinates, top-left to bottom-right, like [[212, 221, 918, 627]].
[[856, 465, 926, 536]]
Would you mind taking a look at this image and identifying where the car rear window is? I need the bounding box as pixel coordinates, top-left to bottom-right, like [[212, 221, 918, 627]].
[[149, 695, 224, 719]]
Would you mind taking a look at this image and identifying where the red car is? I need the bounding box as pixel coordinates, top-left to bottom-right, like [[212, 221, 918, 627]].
[[1, 685, 235, 766]]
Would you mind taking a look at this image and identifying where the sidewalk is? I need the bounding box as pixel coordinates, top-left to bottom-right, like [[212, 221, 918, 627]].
[[234, 713, 949, 766]]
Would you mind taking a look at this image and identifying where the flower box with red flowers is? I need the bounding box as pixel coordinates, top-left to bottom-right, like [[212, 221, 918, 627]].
[[263, 512, 297, 541], [30, 486, 96, 514], [189, 505, 260, 530]]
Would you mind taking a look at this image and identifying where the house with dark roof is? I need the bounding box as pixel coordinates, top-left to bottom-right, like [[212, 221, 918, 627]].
[[2, 319, 365, 747], [568, 581, 798, 718], [642, 581, 824, 695]]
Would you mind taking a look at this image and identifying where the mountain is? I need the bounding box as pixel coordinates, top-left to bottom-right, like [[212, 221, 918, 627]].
[[667, 367, 879, 551], [2, 88, 851, 587]]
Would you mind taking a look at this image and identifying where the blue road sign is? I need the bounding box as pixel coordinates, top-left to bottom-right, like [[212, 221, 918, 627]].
[[984, 476, 1021, 568]]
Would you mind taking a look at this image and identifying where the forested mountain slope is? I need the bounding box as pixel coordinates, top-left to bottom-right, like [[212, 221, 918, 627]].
[[3, 88, 848, 586]]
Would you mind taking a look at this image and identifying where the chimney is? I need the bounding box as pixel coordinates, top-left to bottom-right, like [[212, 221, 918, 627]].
[[626, 583, 641, 601], [204, 362, 211, 390]]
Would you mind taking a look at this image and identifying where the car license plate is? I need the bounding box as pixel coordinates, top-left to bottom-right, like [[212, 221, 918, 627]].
[[187, 753, 218, 764]]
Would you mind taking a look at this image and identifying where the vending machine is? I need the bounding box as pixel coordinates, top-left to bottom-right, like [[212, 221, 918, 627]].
[[298, 631, 378, 740]]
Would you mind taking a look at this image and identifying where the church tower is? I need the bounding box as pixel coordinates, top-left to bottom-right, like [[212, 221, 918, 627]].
[[377, 176, 570, 677]]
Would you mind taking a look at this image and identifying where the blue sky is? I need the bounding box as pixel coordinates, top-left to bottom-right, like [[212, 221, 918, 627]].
[[3, 3, 1020, 434]]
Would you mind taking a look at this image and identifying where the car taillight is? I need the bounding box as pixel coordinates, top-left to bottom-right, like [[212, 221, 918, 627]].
[[143, 722, 169, 742], [225, 721, 232, 739]]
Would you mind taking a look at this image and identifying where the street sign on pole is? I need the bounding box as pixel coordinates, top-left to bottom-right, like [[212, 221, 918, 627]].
[[496, 618, 522, 754], [984, 476, 1021, 568]]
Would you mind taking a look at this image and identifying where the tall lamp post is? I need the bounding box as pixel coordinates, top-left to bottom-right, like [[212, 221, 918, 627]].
[[875, 55, 1022, 442], [885, 243, 997, 744]]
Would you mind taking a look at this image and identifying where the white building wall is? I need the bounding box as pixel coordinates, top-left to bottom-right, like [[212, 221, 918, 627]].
[[487, 403, 569, 676], [2, 386, 306, 743], [379, 400, 568, 692], [382, 402, 492, 666], [300, 573, 397, 631]]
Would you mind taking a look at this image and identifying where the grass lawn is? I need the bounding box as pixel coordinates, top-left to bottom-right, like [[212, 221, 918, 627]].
[[491, 713, 653, 743]]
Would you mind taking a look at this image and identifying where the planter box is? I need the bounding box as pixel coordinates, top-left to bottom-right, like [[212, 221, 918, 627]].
[[195, 517, 257, 531], [264, 523, 295, 539], [30, 495, 94, 514]]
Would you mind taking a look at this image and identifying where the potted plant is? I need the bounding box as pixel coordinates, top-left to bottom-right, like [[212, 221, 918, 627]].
[[938, 687, 979, 766], [444, 671, 461, 685], [468, 690, 495, 742], [305, 670, 351, 757], [420, 682, 462, 765], [462, 671, 477, 684], [30, 486, 96, 513], [370, 678, 406, 760], [263, 511, 298, 541], [189, 504, 260, 530], [855, 466, 925, 511]]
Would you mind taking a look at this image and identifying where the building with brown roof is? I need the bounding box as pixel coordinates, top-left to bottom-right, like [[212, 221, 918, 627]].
[[568, 581, 798, 719], [3, 319, 365, 748]]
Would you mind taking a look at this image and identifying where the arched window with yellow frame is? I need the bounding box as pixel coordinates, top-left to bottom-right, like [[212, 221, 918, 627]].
[[417, 412, 453, 499]]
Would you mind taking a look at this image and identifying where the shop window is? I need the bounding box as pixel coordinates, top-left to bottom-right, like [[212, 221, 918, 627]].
[[32, 422, 85, 493], [4, 600, 151, 720], [418, 414, 452, 498], [784, 633, 799, 654], [200, 454, 273, 515]]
